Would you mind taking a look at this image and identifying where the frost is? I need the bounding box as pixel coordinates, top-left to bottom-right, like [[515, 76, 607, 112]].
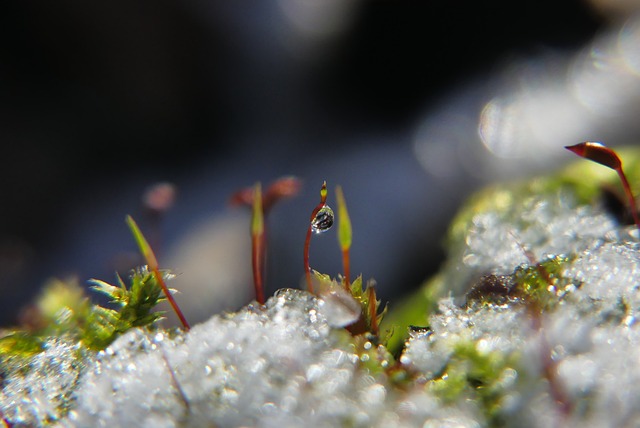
[[0, 337, 88, 426], [49, 288, 476, 427], [5, 180, 640, 427], [449, 191, 620, 296], [401, 187, 640, 427]]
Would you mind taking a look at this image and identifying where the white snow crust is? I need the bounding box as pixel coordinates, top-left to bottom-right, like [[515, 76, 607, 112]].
[[3, 189, 640, 428]]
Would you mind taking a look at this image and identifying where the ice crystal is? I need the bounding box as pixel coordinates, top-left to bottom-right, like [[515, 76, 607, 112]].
[[0, 336, 88, 426], [59, 289, 478, 427], [4, 171, 640, 428], [400, 186, 640, 427]]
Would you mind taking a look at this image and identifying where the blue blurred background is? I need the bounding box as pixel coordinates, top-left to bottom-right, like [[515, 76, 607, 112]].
[[2, 1, 639, 326]]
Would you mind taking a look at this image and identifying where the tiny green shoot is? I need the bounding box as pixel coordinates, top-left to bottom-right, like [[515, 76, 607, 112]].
[[565, 142, 640, 232], [126, 215, 190, 330], [335, 185, 352, 289], [304, 181, 333, 293]]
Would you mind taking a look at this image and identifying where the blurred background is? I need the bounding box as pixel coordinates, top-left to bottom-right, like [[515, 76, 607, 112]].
[[1, 0, 639, 326]]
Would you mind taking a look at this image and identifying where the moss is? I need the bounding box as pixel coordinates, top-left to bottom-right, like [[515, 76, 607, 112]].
[[0, 266, 171, 366], [0, 331, 44, 368], [513, 254, 572, 310], [4, 148, 640, 426], [430, 339, 520, 426], [385, 148, 640, 354], [351, 334, 396, 378]]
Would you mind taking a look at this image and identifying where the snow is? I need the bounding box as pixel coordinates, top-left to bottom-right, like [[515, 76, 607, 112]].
[[0, 337, 87, 426], [4, 184, 640, 427], [57, 289, 480, 427]]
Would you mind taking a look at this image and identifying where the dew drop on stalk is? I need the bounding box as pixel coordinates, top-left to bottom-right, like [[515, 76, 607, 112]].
[[311, 205, 334, 234]]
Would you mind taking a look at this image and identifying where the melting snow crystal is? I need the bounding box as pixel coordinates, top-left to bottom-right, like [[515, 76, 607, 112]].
[[5, 182, 640, 428], [54, 288, 490, 427]]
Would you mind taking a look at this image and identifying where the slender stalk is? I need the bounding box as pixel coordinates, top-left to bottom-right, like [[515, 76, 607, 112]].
[[304, 181, 328, 293], [251, 183, 266, 304], [342, 250, 351, 289], [126, 215, 190, 330], [565, 142, 640, 233], [230, 176, 302, 302], [368, 285, 378, 336], [304, 225, 314, 293], [616, 169, 640, 231]]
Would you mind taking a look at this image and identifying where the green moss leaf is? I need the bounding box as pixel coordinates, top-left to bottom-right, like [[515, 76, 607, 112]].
[[81, 306, 120, 350]]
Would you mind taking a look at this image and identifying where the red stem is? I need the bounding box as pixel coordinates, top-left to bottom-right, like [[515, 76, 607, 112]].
[[304, 204, 325, 293], [151, 267, 190, 330], [304, 182, 328, 294], [261, 229, 268, 301], [616, 168, 640, 233], [368, 285, 378, 336], [304, 224, 314, 293], [252, 232, 265, 304], [342, 248, 351, 289]]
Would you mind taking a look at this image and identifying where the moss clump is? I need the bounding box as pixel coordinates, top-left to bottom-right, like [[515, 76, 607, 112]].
[[429, 340, 520, 426], [0, 266, 173, 365], [385, 149, 640, 351], [0, 267, 175, 425]]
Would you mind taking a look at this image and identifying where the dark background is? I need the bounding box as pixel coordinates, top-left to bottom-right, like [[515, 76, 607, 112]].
[[0, 1, 611, 325]]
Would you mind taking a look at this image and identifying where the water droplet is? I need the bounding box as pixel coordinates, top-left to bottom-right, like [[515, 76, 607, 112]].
[[311, 205, 334, 234]]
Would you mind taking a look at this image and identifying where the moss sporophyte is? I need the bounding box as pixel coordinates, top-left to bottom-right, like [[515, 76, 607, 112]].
[[304, 181, 333, 294], [229, 177, 385, 339], [126, 215, 190, 330], [4, 142, 640, 426], [565, 142, 640, 232], [230, 176, 302, 304]]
